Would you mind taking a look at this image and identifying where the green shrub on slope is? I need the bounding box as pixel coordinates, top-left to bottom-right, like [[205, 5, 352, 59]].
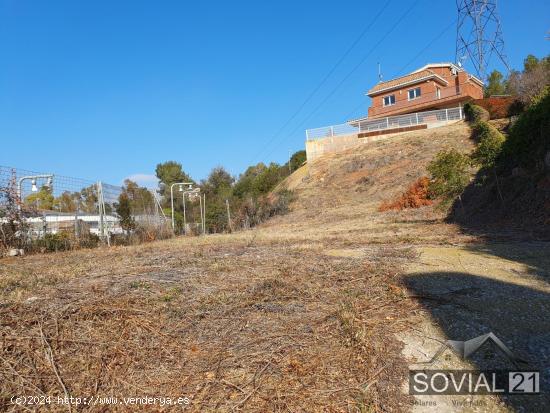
[[471, 121, 506, 169], [500, 86, 550, 172]]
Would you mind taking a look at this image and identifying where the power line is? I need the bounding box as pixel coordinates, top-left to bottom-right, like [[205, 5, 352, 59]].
[[394, 19, 456, 77], [251, 0, 393, 163], [343, 100, 367, 121], [344, 19, 457, 123], [260, 0, 421, 162]]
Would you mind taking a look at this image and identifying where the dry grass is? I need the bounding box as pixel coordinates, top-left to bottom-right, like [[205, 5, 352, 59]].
[[1, 235, 418, 412], [1, 122, 479, 412]]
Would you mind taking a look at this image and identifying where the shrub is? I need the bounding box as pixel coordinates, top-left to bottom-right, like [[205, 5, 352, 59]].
[[36, 232, 72, 252], [378, 177, 433, 211], [427, 149, 472, 209], [265, 189, 294, 217], [288, 150, 306, 172], [463, 103, 490, 123], [500, 86, 550, 172], [471, 121, 506, 169], [234, 190, 294, 229]]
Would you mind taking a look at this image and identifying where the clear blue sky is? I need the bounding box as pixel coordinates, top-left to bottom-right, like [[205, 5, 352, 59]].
[[1, 0, 548, 187]]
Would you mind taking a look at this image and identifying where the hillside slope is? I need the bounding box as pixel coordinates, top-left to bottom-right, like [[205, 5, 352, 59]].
[[264, 122, 475, 245]]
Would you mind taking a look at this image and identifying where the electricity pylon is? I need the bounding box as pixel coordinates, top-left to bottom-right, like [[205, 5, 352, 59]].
[[455, 0, 510, 80]]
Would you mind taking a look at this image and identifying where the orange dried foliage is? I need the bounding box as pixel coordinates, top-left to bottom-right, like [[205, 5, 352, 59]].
[[378, 177, 433, 211]]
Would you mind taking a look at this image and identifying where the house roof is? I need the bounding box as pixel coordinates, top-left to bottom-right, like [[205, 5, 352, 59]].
[[412, 62, 461, 73], [367, 69, 448, 96], [414, 62, 484, 86]]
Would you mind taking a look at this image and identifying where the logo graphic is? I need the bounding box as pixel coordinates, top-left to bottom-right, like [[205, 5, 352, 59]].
[[409, 332, 540, 395], [421, 332, 528, 368]]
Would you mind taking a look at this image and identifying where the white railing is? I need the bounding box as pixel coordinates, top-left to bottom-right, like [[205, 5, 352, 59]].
[[305, 106, 463, 141]]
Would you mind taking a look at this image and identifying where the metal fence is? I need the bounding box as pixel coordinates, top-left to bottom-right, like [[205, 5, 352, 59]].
[[0, 165, 168, 247], [305, 106, 464, 141]]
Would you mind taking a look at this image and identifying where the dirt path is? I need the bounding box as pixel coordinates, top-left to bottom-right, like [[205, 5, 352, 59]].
[[399, 242, 550, 412]]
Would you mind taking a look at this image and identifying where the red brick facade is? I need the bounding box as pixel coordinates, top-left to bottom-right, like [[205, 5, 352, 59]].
[[366, 64, 483, 119]]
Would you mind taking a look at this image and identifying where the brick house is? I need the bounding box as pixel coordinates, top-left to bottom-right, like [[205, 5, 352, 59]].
[[365, 63, 483, 119]]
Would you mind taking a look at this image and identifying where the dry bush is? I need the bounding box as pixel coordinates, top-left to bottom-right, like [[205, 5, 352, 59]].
[[378, 177, 433, 212], [233, 190, 293, 230]]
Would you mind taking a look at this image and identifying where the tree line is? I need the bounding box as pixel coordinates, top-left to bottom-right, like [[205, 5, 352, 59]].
[[484, 53, 549, 104], [154, 151, 306, 233]]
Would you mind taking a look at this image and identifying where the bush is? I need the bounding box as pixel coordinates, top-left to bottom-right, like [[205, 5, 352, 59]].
[[379, 177, 433, 211], [36, 232, 72, 252], [234, 190, 294, 229], [427, 149, 472, 209], [464, 103, 490, 123], [500, 86, 550, 172], [471, 121, 506, 169], [288, 150, 306, 171]]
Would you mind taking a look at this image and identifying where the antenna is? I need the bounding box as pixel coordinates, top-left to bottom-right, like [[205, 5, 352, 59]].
[[377, 62, 383, 82], [455, 0, 510, 80]]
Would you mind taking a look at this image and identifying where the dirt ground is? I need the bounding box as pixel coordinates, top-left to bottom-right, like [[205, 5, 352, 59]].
[[1, 122, 548, 412]]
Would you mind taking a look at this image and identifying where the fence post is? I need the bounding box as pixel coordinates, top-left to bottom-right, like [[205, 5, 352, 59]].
[[97, 181, 103, 239], [330, 126, 334, 137], [445, 109, 449, 122], [458, 104, 463, 119], [386, 117, 389, 129], [416, 113, 419, 125], [97, 181, 110, 247]]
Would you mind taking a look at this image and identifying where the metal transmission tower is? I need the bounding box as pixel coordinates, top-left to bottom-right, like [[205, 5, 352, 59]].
[[455, 0, 510, 80]]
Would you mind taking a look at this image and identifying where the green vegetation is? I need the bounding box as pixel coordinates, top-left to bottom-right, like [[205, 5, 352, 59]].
[[432, 67, 548, 222], [500, 86, 550, 172], [427, 149, 472, 210], [24, 186, 54, 210], [156, 151, 305, 234], [463, 102, 489, 123], [35, 232, 71, 252], [484, 70, 507, 97], [289, 150, 306, 171], [483, 53, 550, 103], [116, 192, 136, 232], [471, 121, 506, 169]]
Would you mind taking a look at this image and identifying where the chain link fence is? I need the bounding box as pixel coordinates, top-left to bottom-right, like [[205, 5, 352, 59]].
[[0, 166, 170, 254]]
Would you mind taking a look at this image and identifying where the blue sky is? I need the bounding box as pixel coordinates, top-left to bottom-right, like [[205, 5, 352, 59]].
[[1, 0, 548, 187]]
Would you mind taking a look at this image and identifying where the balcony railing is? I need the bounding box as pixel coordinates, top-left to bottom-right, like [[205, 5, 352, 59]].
[[305, 106, 463, 141]]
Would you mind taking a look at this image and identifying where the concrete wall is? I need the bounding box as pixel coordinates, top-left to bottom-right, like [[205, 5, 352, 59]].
[[306, 119, 462, 161]]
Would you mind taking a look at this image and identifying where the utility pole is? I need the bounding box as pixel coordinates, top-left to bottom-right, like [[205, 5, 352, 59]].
[[182, 192, 187, 234], [170, 182, 193, 232], [288, 150, 292, 174], [226, 199, 231, 232], [199, 194, 204, 235], [202, 194, 206, 234]]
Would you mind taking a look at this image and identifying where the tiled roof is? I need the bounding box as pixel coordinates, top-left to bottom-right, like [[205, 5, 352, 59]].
[[367, 69, 446, 96]]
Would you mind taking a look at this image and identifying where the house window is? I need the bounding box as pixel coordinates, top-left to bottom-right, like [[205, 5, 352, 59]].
[[408, 87, 421, 100], [383, 95, 396, 107], [436, 87, 441, 99]]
